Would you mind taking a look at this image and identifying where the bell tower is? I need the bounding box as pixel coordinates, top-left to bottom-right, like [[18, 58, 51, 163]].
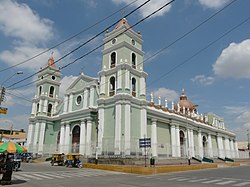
[[97, 18, 148, 156]]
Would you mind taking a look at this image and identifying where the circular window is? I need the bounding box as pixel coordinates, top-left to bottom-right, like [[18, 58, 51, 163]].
[[76, 95, 82, 105], [52, 76, 56, 80], [111, 38, 116, 44], [131, 39, 135, 45]]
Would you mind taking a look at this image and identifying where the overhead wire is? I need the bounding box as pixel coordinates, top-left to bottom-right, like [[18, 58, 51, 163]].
[[6, 0, 153, 89], [0, 0, 139, 73]]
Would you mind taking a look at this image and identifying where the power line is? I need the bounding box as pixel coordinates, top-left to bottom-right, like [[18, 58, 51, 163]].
[[0, 0, 139, 73], [7, 0, 175, 89], [6, 0, 152, 89]]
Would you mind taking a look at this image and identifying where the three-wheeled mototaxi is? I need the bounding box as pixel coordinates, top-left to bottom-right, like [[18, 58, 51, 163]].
[[65, 153, 82, 168], [50, 153, 65, 166]]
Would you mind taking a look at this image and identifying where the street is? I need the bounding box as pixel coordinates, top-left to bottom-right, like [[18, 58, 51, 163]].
[[7, 162, 250, 187]]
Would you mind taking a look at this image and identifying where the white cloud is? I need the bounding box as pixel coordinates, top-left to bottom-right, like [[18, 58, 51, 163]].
[[198, 0, 230, 9], [191, 75, 215, 85], [0, 115, 30, 131], [152, 87, 178, 102], [213, 39, 250, 79], [0, 0, 53, 44], [112, 0, 172, 18], [59, 75, 78, 98]]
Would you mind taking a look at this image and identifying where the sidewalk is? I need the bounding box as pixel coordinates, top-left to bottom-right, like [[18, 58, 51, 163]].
[[83, 161, 250, 175]]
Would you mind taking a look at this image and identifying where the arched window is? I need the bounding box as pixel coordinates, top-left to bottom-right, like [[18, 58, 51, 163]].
[[39, 86, 42, 96], [132, 78, 136, 97], [47, 103, 53, 116], [110, 52, 116, 68], [49, 86, 54, 98], [109, 76, 115, 96], [36, 103, 39, 115], [132, 53, 136, 69], [72, 125, 80, 153]]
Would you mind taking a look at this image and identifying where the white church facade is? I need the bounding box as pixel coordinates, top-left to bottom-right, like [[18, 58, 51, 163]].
[[26, 18, 239, 161]]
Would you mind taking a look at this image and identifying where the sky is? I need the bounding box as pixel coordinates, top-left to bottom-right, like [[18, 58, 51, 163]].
[[0, 0, 249, 141]]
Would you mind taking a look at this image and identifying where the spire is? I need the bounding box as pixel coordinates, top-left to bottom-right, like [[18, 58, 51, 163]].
[[48, 52, 56, 67], [114, 18, 131, 30], [180, 88, 187, 100]]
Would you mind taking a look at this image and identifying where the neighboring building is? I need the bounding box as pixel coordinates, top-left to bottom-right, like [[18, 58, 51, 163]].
[[26, 18, 239, 160], [0, 128, 26, 145]]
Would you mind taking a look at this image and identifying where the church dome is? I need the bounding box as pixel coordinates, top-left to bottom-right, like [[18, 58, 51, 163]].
[[174, 89, 197, 112]]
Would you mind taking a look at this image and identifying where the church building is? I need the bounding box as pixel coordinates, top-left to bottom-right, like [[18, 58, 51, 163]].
[[26, 18, 239, 161]]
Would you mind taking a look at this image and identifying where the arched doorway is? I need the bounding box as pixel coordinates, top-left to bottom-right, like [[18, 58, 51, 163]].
[[180, 131, 185, 157], [56, 131, 60, 151], [202, 136, 208, 157], [72, 125, 80, 153]]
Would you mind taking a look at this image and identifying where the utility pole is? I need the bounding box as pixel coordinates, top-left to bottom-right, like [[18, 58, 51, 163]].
[[0, 87, 6, 106], [247, 129, 249, 150]]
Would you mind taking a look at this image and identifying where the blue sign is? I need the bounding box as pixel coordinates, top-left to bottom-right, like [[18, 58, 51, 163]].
[[139, 138, 151, 148]]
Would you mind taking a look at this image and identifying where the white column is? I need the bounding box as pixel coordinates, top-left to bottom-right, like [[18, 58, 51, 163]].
[[33, 122, 40, 146], [187, 129, 192, 158], [140, 77, 146, 96], [83, 88, 89, 109], [234, 141, 239, 158], [63, 95, 69, 113], [117, 69, 122, 90], [230, 139, 235, 158], [31, 102, 36, 115], [59, 124, 65, 153], [140, 107, 147, 138], [68, 94, 73, 112], [38, 122, 46, 153], [53, 101, 58, 115], [86, 119, 92, 156], [124, 103, 131, 155], [100, 75, 105, 96], [190, 129, 195, 157], [224, 138, 231, 158], [64, 123, 70, 154], [38, 100, 43, 113], [208, 134, 213, 157], [170, 124, 176, 157], [198, 130, 203, 158], [79, 120, 86, 155], [98, 107, 104, 154], [175, 125, 180, 157], [114, 103, 121, 155], [27, 123, 34, 145], [125, 70, 130, 90], [89, 86, 95, 108], [43, 99, 48, 114], [151, 119, 157, 157], [217, 135, 224, 158]]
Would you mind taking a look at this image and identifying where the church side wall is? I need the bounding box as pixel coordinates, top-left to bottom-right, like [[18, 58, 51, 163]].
[[157, 121, 171, 157]]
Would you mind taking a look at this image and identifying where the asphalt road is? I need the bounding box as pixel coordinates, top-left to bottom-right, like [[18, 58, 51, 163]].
[[6, 162, 250, 187]]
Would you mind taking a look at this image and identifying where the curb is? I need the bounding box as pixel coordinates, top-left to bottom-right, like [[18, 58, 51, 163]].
[[83, 162, 250, 175]]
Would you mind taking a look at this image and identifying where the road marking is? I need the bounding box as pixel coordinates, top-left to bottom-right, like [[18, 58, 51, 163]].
[[168, 177, 188, 180], [176, 178, 194, 181], [13, 175, 30, 181], [32, 173, 53, 179], [233, 182, 250, 186], [18, 174, 42, 180], [43, 173, 64, 179], [202, 179, 222, 183], [216, 180, 236, 185], [188, 178, 208, 182]]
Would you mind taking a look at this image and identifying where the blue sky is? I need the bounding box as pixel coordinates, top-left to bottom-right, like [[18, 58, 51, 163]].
[[0, 0, 249, 141]]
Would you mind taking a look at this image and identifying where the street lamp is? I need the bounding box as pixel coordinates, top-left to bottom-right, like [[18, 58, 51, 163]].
[[1, 71, 23, 87], [0, 71, 23, 105]]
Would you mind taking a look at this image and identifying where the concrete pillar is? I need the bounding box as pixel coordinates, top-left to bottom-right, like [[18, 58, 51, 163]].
[[198, 130, 203, 158], [140, 77, 146, 96], [27, 123, 34, 145], [38, 122, 46, 154], [208, 134, 213, 157], [100, 75, 105, 96], [83, 88, 89, 109], [79, 120, 86, 155], [175, 126, 180, 157], [217, 135, 224, 158], [64, 123, 70, 154], [124, 103, 131, 155], [89, 86, 95, 108], [224, 138, 231, 158], [86, 119, 92, 156], [98, 107, 104, 154], [230, 139, 235, 158], [140, 107, 147, 138], [170, 124, 176, 157], [151, 119, 157, 157], [234, 141, 239, 158], [115, 103, 121, 155], [68, 94, 73, 112], [59, 124, 65, 153], [63, 95, 69, 113]]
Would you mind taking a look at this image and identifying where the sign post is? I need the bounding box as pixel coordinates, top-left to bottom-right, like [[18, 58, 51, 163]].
[[139, 137, 151, 167]]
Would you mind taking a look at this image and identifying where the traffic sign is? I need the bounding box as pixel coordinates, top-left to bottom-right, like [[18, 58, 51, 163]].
[[0, 107, 8, 114], [139, 138, 151, 148]]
